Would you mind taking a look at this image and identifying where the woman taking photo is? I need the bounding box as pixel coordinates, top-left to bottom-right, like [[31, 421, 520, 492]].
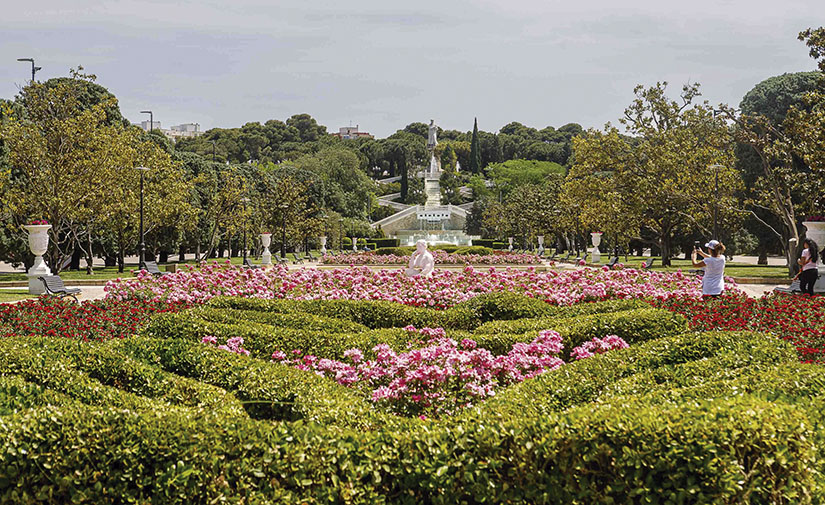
[[796, 238, 819, 296], [691, 240, 726, 297]]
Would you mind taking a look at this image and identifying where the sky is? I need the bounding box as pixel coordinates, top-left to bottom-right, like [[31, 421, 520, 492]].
[[0, 0, 822, 137]]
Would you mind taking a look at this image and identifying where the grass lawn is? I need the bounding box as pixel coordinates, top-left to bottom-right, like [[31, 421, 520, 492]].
[[616, 256, 790, 279], [0, 288, 35, 303]]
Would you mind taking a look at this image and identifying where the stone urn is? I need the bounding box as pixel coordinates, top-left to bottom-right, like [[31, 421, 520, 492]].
[[508, 237, 514, 252], [260, 233, 272, 265], [803, 221, 825, 292], [352, 237, 358, 252], [590, 232, 603, 263], [537, 235, 545, 255], [319, 236, 327, 255], [23, 224, 52, 294]]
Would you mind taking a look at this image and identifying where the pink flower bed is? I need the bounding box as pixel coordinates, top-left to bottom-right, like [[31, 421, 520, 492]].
[[105, 261, 713, 308], [269, 326, 627, 417], [322, 250, 541, 265]]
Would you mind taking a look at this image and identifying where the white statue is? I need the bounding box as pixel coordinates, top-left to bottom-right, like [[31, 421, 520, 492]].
[[427, 119, 438, 150], [406, 239, 435, 277]]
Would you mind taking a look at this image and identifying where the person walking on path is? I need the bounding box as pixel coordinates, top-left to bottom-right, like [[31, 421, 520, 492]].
[[795, 239, 819, 296], [692, 240, 727, 297]]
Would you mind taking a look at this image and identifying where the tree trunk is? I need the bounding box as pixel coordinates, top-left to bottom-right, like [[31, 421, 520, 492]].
[[70, 248, 82, 271], [179, 245, 186, 263], [757, 243, 768, 265], [117, 229, 125, 273], [85, 232, 94, 275], [159, 251, 168, 263]]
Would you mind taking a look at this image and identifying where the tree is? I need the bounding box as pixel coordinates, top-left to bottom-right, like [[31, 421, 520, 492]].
[[285, 113, 327, 142], [1, 70, 184, 273], [724, 28, 825, 274], [486, 159, 566, 200], [469, 117, 482, 174], [567, 82, 739, 266]]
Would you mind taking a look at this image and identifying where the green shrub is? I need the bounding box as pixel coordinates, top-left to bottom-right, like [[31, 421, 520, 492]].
[[453, 245, 494, 256], [205, 296, 479, 330], [367, 238, 400, 248], [472, 307, 687, 356], [188, 306, 369, 333], [374, 246, 415, 256], [117, 337, 385, 428], [430, 244, 458, 253], [0, 396, 815, 504], [471, 238, 495, 248], [454, 291, 557, 322], [0, 337, 246, 417], [492, 241, 507, 249]]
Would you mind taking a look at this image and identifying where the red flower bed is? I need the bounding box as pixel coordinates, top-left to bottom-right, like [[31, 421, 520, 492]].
[[0, 297, 189, 340], [650, 293, 825, 363]]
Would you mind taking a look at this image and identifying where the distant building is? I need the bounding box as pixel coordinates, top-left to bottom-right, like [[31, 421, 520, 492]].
[[331, 125, 373, 140], [134, 120, 204, 142]]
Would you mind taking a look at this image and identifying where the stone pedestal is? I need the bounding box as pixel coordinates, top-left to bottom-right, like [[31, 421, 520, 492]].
[[508, 237, 513, 252], [591, 232, 602, 264], [320, 236, 327, 255], [260, 233, 272, 265], [23, 224, 52, 294]]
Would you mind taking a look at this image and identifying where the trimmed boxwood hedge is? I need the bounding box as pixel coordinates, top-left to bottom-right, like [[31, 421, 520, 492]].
[[5, 296, 825, 503]]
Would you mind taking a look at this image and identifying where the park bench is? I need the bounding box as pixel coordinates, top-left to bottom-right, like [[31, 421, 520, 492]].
[[305, 251, 317, 261], [605, 256, 619, 269], [39, 275, 82, 303], [575, 252, 589, 264], [292, 253, 304, 264], [641, 258, 656, 270], [275, 254, 289, 265], [243, 258, 261, 270], [142, 261, 164, 277]]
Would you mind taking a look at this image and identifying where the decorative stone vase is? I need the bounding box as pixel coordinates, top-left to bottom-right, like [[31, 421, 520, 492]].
[[352, 237, 358, 252], [319, 236, 327, 255], [23, 224, 52, 294], [537, 235, 545, 255], [803, 221, 825, 292], [591, 232, 603, 264], [260, 233, 272, 265], [508, 237, 514, 252]]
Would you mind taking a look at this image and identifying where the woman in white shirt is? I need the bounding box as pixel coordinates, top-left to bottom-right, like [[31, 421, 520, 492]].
[[691, 240, 726, 297], [796, 239, 819, 296]]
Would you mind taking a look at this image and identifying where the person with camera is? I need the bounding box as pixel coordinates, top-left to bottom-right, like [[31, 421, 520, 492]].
[[691, 239, 726, 297], [794, 238, 819, 296]]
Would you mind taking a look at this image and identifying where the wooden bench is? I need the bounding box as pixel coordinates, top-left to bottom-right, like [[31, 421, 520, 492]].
[[606, 256, 619, 268], [292, 253, 304, 264], [39, 275, 82, 302], [243, 258, 261, 270]]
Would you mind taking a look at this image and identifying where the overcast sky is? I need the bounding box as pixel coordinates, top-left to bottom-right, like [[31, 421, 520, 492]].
[[0, 0, 822, 137]]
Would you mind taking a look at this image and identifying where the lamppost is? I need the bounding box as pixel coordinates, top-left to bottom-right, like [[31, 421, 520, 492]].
[[140, 110, 153, 132], [17, 58, 41, 83], [709, 164, 724, 240], [278, 202, 289, 259], [134, 166, 150, 270], [338, 218, 344, 252], [241, 197, 250, 264]]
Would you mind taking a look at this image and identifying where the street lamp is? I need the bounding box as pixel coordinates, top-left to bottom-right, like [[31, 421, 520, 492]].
[[17, 58, 41, 82], [140, 110, 153, 132], [338, 218, 344, 252], [241, 197, 250, 264], [134, 166, 150, 270], [278, 202, 289, 259], [709, 164, 724, 240]]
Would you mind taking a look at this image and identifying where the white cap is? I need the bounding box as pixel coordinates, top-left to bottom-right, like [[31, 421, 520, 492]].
[[704, 240, 720, 249]]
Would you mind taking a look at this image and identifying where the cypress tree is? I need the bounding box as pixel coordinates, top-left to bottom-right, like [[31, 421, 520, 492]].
[[469, 117, 481, 174]]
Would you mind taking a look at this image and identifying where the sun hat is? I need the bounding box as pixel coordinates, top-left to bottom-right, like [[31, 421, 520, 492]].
[[704, 240, 720, 249]]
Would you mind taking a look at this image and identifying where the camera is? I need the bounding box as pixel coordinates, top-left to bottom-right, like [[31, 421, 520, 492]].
[[694, 241, 701, 250]]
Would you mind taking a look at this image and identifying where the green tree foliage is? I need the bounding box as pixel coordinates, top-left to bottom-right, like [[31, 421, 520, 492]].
[[469, 117, 482, 174], [486, 159, 566, 200], [566, 82, 739, 266]]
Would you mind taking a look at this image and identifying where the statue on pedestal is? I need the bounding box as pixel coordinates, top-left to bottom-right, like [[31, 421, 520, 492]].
[[406, 239, 435, 277], [427, 119, 438, 151]]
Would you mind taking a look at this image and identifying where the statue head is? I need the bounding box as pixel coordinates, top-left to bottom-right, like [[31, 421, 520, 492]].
[[415, 239, 428, 252]]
